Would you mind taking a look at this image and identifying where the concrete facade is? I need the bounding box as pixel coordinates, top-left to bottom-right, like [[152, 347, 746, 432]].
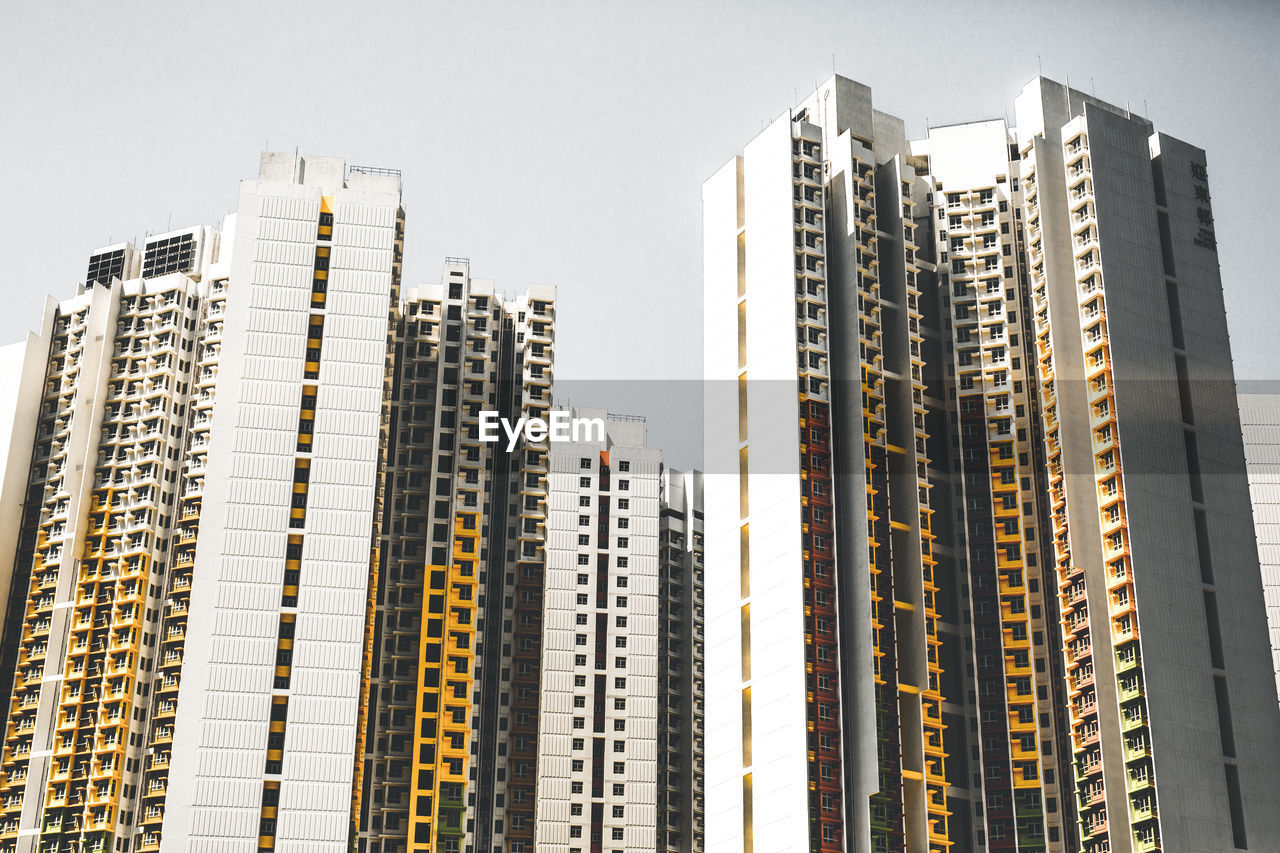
[[535, 409, 661, 853], [704, 77, 949, 853], [163, 155, 403, 851]]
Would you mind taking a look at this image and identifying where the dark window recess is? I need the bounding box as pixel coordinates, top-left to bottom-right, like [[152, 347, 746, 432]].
[[1193, 509, 1215, 584], [1157, 210, 1176, 278], [1214, 675, 1236, 758], [86, 248, 127, 287], [1166, 280, 1186, 350], [1225, 764, 1248, 849], [1184, 429, 1204, 503], [143, 232, 197, 277], [1175, 354, 1194, 425], [1204, 591, 1225, 670]]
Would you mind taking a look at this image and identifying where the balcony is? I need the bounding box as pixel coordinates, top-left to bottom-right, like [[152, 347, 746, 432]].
[[1124, 736, 1151, 763], [1127, 767, 1153, 792]]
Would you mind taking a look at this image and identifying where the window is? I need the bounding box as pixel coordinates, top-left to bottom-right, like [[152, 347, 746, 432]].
[[618, 461, 630, 472]]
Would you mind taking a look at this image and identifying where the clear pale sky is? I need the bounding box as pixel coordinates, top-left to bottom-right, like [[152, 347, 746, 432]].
[[2, 1, 1276, 470]]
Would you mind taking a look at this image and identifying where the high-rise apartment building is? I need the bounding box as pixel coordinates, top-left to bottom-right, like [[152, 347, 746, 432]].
[[534, 408, 661, 853], [1240, 393, 1280, 700], [161, 155, 403, 853], [0, 223, 228, 853], [0, 333, 52, 715], [0, 152, 404, 853], [704, 74, 1280, 853], [914, 120, 1074, 852], [705, 78, 950, 853], [657, 467, 704, 853], [352, 260, 556, 853], [1015, 77, 1280, 852]]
